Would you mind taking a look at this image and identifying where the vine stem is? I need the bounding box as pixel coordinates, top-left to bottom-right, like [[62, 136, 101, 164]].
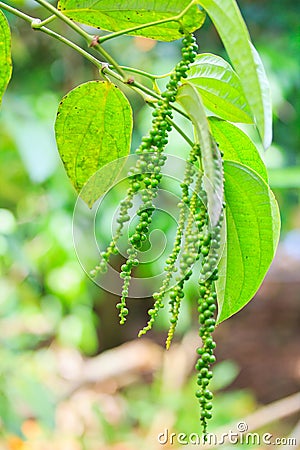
[[116, 66, 173, 81], [0, 1, 33, 22], [33, 0, 126, 77], [32, 14, 56, 28], [167, 118, 194, 147]]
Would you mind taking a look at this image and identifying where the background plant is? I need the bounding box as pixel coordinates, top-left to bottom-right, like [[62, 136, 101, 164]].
[[0, 0, 298, 446]]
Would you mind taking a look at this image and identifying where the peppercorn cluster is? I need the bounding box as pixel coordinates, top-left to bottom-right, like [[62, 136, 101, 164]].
[[195, 213, 224, 436], [165, 169, 207, 348], [138, 143, 200, 338], [91, 33, 198, 324]]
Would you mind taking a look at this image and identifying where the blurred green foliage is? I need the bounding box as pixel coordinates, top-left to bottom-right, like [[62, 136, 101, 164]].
[[0, 0, 299, 443]]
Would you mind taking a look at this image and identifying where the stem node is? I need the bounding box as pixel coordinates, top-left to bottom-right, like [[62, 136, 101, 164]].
[[89, 35, 100, 47], [31, 18, 42, 30], [100, 62, 110, 71]]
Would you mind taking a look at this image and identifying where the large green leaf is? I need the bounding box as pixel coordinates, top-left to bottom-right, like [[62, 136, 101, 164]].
[[0, 10, 12, 106], [177, 83, 223, 226], [198, 0, 272, 148], [55, 81, 132, 207], [57, 0, 205, 41], [216, 161, 280, 323], [208, 117, 268, 182], [187, 54, 253, 123]]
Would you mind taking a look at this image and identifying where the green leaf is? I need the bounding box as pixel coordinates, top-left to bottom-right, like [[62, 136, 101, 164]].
[[58, 0, 206, 41], [177, 82, 223, 226], [55, 81, 132, 207], [208, 117, 268, 182], [0, 11, 12, 106], [216, 161, 280, 323], [198, 0, 272, 148], [187, 54, 253, 123]]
